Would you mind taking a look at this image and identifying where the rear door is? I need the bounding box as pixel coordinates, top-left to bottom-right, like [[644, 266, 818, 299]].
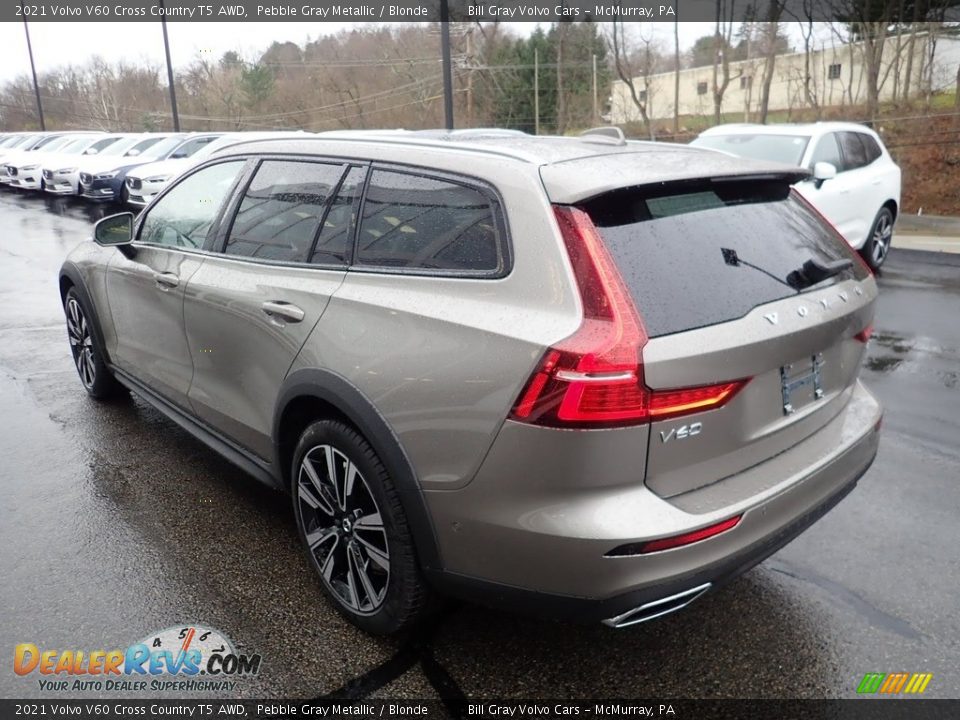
[[182, 158, 365, 460], [579, 179, 876, 499], [836, 131, 882, 246]]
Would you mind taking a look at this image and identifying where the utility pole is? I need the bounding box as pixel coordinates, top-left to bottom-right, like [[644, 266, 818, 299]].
[[673, 19, 680, 137], [592, 54, 598, 124], [466, 25, 474, 127], [440, 0, 454, 131], [159, 0, 180, 131], [534, 47, 540, 135], [21, 4, 45, 131]]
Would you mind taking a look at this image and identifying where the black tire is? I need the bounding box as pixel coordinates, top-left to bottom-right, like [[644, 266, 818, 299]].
[[64, 288, 124, 399], [291, 419, 432, 635], [861, 206, 894, 271]]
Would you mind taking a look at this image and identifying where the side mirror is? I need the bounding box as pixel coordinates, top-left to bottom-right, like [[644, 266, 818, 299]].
[[812, 161, 837, 188], [93, 212, 136, 258]]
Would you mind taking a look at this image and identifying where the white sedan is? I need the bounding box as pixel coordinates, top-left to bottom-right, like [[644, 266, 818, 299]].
[[691, 122, 902, 269]]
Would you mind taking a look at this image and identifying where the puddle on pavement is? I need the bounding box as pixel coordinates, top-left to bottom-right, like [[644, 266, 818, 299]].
[[871, 332, 913, 354], [866, 356, 904, 373]]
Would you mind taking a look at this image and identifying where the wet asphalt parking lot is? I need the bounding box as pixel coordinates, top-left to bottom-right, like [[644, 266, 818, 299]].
[[1, 189, 958, 703]]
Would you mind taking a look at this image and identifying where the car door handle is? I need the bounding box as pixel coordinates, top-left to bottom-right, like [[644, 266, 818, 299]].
[[261, 301, 305, 323], [154, 272, 179, 289]]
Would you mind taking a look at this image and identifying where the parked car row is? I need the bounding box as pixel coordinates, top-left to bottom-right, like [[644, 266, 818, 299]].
[[3, 121, 900, 270], [0, 130, 303, 206]]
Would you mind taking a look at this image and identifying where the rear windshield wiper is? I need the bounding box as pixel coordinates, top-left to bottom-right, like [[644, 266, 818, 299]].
[[786, 257, 853, 290], [721, 247, 796, 291], [721, 248, 852, 292]]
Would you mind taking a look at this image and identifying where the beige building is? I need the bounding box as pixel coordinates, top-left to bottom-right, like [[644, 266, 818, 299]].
[[610, 33, 960, 124]]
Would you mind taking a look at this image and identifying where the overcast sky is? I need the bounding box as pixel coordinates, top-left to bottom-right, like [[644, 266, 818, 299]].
[[0, 21, 724, 83]]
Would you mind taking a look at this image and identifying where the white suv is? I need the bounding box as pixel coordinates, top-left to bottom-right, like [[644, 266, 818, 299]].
[[691, 122, 901, 269]]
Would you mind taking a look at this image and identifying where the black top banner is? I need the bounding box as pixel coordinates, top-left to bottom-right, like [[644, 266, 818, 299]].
[[7, 0, 959, 23]]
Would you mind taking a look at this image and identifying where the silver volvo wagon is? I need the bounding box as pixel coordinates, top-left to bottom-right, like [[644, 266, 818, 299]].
[[59, 129, 882, 634]]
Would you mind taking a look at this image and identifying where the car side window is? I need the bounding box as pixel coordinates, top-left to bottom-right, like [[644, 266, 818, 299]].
[[138, 161, 245, 249], [170, 136, 216, 159], [355, 169, 504, 274], [809, 133, 842, 170], [859, 133, 883, 164], [310, 166, 366, 266], [224, 160, 347, 264], [839, 132, 869, 171]]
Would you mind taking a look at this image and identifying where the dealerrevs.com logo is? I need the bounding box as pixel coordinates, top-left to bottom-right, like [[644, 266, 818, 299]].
[[14, 625, 262, 693]]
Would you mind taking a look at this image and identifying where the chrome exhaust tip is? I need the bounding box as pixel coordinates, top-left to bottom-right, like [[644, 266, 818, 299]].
[[602, 582, 712, 628]]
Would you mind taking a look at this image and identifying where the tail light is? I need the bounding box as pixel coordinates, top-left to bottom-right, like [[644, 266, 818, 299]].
[[510, 206, 748, 428]]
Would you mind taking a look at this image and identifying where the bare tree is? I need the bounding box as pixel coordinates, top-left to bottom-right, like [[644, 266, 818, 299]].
[[555, 21, 568, 134], [837, 0, 900, 122], [673, 19, 680, 136], [783, 0, 822, 116], [610, 21, 660, 140], [757, 2, 785, 123], [712, 0, 737, 124]]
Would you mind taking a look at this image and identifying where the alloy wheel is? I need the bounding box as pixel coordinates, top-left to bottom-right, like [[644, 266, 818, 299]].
[[66, 297, 96, 389], [297, 444, 390, 615], [871, 212, 893, 266]]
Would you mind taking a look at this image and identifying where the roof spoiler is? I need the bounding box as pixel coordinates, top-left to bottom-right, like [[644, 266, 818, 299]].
[[710, 170, 811, 184]]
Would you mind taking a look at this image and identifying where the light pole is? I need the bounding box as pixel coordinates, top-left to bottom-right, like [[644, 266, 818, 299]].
[[159, 0, 181, 131], [21, 3, 45, 130], [440, 0, 454, 130]]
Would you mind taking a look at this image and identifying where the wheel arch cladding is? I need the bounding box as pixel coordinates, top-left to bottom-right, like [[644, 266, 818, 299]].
[[273, 368, 443, 573], [59, 263, 112, 365]]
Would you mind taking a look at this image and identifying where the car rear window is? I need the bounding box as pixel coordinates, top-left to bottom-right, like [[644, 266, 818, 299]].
[[581, 180, 869, 338], [692, 134, 810, 166]]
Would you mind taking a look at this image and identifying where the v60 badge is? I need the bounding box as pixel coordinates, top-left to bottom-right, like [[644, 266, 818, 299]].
[[660, 422, 703, 443]]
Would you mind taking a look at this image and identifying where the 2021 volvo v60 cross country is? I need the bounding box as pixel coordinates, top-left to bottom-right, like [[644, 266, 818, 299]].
[[59, 129, 882, 634]]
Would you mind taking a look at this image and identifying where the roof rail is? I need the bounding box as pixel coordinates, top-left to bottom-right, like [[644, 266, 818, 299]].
[[579, 126, 626, 146], [411, 128, 529, 140]]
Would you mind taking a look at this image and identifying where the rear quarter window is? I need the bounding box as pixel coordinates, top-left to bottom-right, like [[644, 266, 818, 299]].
[[859, 133, 883, 164], [839, 132, 869, 170], [581, 180, 869, 337], [355, 169, 507, 275]]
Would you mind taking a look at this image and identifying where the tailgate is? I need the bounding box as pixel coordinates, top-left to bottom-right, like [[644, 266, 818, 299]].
[[579, 177, 876, 499]]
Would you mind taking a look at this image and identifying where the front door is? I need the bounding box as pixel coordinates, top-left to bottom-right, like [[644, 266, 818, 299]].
[[105, 160, 247, 408]]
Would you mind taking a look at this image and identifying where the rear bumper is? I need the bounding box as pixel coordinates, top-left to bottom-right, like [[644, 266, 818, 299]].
[[425, 380, 882, 623], [430, 458, 868, 624]]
